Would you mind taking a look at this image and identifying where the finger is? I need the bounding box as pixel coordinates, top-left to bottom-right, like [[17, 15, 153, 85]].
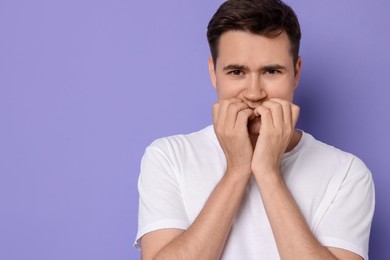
[[269, 98, 293, 127], [224, 101, 250, 129], [215, 98, 242, 128], [291, 103, 300, 129], [253, 105, 273, 134], [212, 102, 220, 126], [235, 108, 253, 132], [261, 100, 284, 128]]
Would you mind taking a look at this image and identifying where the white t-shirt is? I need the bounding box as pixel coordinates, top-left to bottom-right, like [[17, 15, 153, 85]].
[[135, 125, 375, 259]]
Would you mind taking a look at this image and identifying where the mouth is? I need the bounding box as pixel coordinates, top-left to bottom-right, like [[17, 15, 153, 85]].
[[248, 116, 261, 124], [248, 109, 260, 121], [247, 116, 261, 129], [245, 106, 261, 135]]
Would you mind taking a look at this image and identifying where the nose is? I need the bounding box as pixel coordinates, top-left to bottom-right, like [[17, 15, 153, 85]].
[[242, 75, 266, 107]]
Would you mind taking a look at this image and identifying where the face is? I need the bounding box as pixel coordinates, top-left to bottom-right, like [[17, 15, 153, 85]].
[[208, 30, 302, 135]]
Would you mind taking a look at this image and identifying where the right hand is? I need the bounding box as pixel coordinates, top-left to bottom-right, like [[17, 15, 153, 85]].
[[212, 98, 254, 178]]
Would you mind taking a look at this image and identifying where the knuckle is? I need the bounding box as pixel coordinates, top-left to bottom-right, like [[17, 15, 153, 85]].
[[221, 100, 231, 107], [292, 104, 300, 111], [279, 99, 289, 105], [281, 102, 290, 110], [262, 101, 271, 108], [229, 103, 240, 113], [263, 108, 271, 116]]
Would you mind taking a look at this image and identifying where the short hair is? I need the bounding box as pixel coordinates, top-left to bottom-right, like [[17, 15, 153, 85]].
[[207, 0, 301, 67]]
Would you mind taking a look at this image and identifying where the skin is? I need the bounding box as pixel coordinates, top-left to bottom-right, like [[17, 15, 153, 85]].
[[140, 31, 363, 260]]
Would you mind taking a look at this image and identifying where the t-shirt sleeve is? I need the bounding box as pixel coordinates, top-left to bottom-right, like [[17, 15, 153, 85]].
[[134, 142, 190, 249], [315, 156, 375, 259]]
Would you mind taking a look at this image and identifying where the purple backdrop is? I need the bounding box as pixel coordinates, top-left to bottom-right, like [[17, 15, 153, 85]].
[[0, 0, 389, 259]]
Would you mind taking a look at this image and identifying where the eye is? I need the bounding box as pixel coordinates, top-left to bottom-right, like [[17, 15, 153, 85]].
[[228, 70, 244, 76], [265, 69, 280, 75]]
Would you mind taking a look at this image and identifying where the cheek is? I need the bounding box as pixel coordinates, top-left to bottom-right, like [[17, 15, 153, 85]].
[[267, 89, 294, 101], [215, 78, 244, 99], [264, 79, 295, 100]]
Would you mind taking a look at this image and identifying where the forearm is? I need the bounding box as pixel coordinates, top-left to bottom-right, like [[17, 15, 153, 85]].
[[255, 172, 337, 260], [154, 172, 250, 260]]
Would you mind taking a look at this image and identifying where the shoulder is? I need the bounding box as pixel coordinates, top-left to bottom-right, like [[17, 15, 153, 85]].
[[301, 132, 372, 179], [146, 125, 217, 156], [304, 132, 351, 157], [138, 125, 221, 193], [300, 132, 354, 165]]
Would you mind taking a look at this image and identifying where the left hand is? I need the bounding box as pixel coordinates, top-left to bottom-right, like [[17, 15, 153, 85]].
[[251, 98, 300, 176]]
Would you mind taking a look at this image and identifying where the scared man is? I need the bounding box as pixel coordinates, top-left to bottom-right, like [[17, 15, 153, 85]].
[[135, 0, 375, 259]]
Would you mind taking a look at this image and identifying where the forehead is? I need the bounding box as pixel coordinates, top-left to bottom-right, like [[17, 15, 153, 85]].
[[216, 31, 293, 67]]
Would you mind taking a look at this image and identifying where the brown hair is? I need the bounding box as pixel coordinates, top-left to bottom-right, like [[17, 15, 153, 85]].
[[207, 0, 301, 67]]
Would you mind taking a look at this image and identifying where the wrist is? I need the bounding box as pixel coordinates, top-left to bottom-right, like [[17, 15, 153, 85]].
[[253, 168, 282, 186], [226, 162, 252, 176], [224, 168, 252, 186]]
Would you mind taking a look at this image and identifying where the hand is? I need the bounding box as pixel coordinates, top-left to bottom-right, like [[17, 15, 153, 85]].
[[212, 98, 254, 177], [251, 98, 300, 176]]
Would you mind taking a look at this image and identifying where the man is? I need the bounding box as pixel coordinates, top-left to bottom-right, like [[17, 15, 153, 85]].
[[134, 0, 375, 259]]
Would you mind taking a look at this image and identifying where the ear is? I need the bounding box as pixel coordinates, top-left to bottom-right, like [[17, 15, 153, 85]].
[[208, 56, 217, 89], [294, 56, 302, 89]]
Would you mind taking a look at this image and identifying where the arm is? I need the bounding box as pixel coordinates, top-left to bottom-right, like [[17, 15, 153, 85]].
[[252, 98, 362, 260], [142, 172, 250, 260], [141, 99, 254, 260], [255, 171, 361, 259]]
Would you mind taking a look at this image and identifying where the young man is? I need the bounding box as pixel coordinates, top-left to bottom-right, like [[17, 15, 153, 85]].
[[135, 0, 375, 259]]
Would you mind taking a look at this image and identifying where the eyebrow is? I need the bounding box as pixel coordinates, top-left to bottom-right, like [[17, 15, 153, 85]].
[[223, 64, 249, 71], [260, 64, 287, 71], [222, 63, 287, 71]]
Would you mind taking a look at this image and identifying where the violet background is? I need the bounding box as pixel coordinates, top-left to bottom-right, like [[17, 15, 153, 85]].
[[0, 0, 389, 259]]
